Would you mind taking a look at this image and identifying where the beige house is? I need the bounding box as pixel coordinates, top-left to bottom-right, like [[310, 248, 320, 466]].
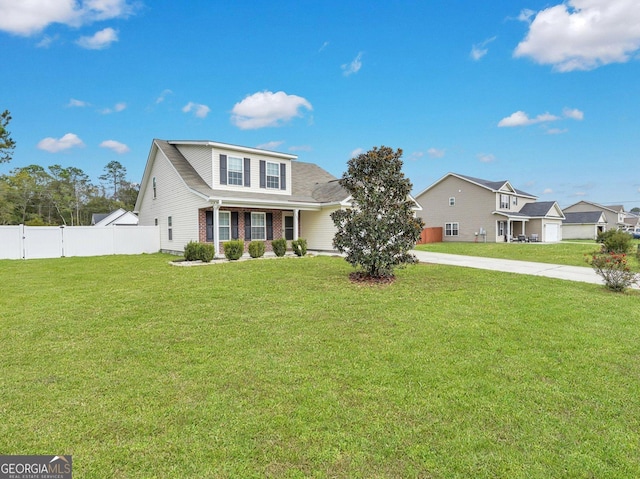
[[563, 201, 627, 230], [135, 139, 357, 255], [415, 173, 565, 243], [562, 211, 607, 239]]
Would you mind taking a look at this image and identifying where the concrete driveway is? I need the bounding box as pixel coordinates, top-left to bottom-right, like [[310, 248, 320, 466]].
[[411, 250, 619, 287]]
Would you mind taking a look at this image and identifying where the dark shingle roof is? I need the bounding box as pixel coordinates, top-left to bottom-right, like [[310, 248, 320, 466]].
[[563, 211, 606, 224], [519, 201, 557, 217], [455, 173, 536, 197]]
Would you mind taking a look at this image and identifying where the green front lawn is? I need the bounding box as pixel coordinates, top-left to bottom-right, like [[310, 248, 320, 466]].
[[1, 254, 639, 478], [415, 240, 640, 268]]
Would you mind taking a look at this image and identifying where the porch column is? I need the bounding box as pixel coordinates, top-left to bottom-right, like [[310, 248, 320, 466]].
[[213, 201, 221, 258], [293, 209, 299, 240], [507, 220, 511, 242]]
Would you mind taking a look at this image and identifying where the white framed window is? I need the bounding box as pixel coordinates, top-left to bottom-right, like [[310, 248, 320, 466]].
[[228, 156, 243, 186], [219, 211, 231, 241], [445, 222, 459, 236], [152, 177, 157, 199], [168, 216, 173, 241], [498, 221, 505, 236], [500, 194, 510, 209], [513, 196, 518, 206], [251, 212, 266, 240], [266, 162, 280, 189], [449, 197, 455, 206]]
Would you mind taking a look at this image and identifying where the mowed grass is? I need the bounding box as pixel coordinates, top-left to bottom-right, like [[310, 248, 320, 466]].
[[416, 240, 640, 269], [1, 254, 640, 478]]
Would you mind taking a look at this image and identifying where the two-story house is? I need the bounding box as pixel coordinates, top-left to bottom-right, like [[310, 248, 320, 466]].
[[563, 201, 632, 230], [135, 139, 356, 255], [415, 173, 565, 242]]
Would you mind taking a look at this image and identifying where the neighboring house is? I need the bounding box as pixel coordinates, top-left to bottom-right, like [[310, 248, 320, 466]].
[[415, 173, 565, 242], [91, 208, 139, 227], [562, 211, 607, 240], [135, 139, 413, 255], [563, 201, 627, 230]]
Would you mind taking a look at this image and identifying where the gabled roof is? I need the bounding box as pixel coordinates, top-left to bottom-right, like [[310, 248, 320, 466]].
[[493, 201, 565, 220], [563, 211, 607, 224], [416, 172, 537, 198], [564, 200, 624, 214], [92, 208, 139, 226]]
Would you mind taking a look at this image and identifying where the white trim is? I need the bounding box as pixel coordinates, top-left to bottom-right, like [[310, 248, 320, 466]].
[[445, 222, 459, 236], [169, 140, 297, 160]]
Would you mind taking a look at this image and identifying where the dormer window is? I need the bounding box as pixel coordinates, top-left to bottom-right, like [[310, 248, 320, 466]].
[[500, 194, 510, 209], [266, 162, 280, 189], [228, 156, 243, 186]]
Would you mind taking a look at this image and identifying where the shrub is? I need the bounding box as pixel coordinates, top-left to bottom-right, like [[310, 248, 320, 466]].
[[271, 238, 287, 257], [596, 229, 633, 254], [248, 241, 266, 258], [199, 243, 215, 262], [223, 240, 244, 260], [184, 241, 215, 262], [587, 252, 638, 292], [292, 238, 307, 257]]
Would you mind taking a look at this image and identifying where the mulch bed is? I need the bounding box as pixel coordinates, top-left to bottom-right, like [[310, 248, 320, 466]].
[[349, 272, 396, 285]]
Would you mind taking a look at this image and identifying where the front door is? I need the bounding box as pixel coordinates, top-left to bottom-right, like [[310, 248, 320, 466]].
[[284, 215, 294, 240]]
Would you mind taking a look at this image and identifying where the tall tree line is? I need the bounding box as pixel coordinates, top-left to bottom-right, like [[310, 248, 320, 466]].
[[0, 110, 139, 226]]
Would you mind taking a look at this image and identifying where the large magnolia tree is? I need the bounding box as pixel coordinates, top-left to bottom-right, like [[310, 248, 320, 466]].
[[331, 146, 424, 279]]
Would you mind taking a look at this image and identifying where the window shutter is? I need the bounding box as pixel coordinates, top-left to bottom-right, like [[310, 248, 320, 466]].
[[259, 160, 266, 188], [219, 155, 227, 185], [206, 211, 214, 242], [244, 212, 251, 240], [244, 158, 251, 187], [231, 212, 239, 239], [280, 163, 286, 190], [266, 213, 273, 240]]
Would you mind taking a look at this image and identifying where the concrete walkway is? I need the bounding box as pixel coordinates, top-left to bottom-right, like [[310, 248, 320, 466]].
[[411, 250, 618, 287]]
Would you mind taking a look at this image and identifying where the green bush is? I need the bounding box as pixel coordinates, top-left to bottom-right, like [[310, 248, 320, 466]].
[[271, 238, 287, 257], [587, 252, 638, 292], [199, 243, 215, 262], [248, 241, 266, 258], [223, 240, 244, 260], [292, 238, 307, 257], [184, 241, 200, 261], [184, 241, 216, 262], [597, 229, 633, 254]]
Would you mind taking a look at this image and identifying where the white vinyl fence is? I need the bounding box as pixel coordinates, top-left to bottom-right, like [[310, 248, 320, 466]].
[[0, 225, 160, 260]]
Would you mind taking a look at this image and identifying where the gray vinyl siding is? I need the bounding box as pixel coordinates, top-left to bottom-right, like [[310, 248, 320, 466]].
[[563, 224, 599, 240], [564, 202, 619, 226], [416, 176, 498, 242], [136, 148, 208, 253]]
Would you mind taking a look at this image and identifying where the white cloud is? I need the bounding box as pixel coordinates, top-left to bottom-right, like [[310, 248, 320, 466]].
[[319, 41, 329, 52], [498, 108, 584, 127], [256, 141, 284, 151], [155, 89, 173, 104], [545, 128, 568, 135], [231, 91, 312, 130], [37, 133, 84, 153], [470, 36, 497, 61], [514, 0, 640, 71], [289, 145, 312, 152], [100, 139, 129, 154], [0, 0, 136, 36], [67, 98, 89, 107], [477, 153, 496, 163], [427, 147, 445, 158], [409, 151, 425, 161], [182, 102, 210, 119], [76, 27, 118, 49], [100, 101, 126, 114], [543, 188, 554, 194], [342, 52, 363, 76]]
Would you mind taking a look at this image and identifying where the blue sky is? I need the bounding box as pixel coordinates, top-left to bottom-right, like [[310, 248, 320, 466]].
[[2, 0, 640, 209]]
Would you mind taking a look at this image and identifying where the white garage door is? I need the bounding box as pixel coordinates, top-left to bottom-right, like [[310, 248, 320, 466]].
[[545, 223, 559, 242]]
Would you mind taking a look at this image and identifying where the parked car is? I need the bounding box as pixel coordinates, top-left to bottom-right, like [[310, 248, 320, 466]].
[[633, 232, 640, 239]]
